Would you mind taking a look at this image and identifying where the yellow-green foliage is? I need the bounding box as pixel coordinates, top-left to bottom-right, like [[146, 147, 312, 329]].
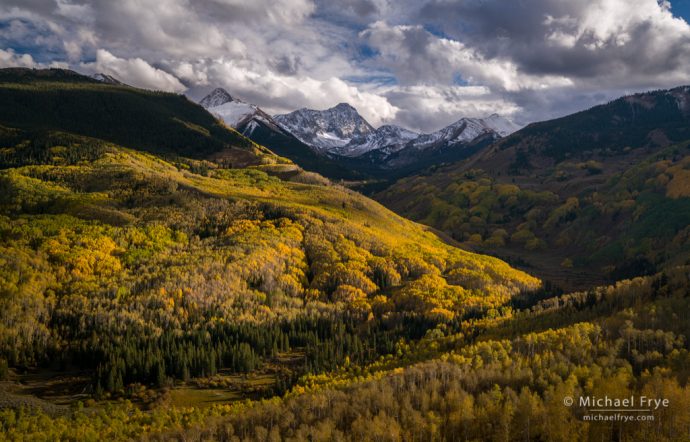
[[661, 156, 690, 198], [0, 135, 539, 370], [378, 142, 690, 274], [377, 170, 560, 251], [543, 197, 579, 230], [4, 267, 689, 441]]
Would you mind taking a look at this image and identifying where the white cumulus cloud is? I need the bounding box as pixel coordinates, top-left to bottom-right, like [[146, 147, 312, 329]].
[[0, 48, 37, 68], [81, 49, 185, 92]]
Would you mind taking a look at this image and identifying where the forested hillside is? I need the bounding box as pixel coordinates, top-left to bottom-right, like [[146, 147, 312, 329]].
[[377, 87, 690, 289], [0, 68, 277, 166], [170, 266, 690, 442], [0, 69, 544, 439], [4, 244, 690, 440]]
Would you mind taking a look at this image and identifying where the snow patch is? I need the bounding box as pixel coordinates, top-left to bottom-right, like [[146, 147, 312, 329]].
[[209, 101, 257, 127]]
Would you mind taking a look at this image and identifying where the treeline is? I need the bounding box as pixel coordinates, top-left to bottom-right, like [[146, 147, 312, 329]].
[[67, 314, 437, 395], [0, 130, 111, 168]]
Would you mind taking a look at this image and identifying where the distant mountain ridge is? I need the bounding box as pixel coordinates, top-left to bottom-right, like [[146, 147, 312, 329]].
[[199, 87, 520, 178], [274, 103, 376, 153], [380, 115, 521, 169], [273, 102, 520, 160], [199, 88, 362, 180], [468, 85, 690, 175], [342, 124, 420, 158]]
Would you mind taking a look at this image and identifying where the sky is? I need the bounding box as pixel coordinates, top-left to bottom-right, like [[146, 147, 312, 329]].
[[2, 0, 690, 132]]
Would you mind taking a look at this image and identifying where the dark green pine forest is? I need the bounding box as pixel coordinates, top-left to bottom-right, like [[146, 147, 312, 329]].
[[0, 69, 689, 441]]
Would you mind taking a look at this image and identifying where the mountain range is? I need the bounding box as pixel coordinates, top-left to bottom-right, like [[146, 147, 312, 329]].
[[199, 87, 520, 178]]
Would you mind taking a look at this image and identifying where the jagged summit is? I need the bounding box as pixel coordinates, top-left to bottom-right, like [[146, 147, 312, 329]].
[[414, 115, 521, 148], [274, 103, 375, 151], [274, 102, 520, 161], [336, 124, 419, 158], [198, 85, 521, 173], [199, 87, 236, 108]]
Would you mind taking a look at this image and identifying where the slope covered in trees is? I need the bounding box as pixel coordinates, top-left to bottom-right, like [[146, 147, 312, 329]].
[[4, 260, 689, 440], [0, 69, 541, 438], [377, 87, 690, 289], [2, 69, 689, 442], [0, 68, 277, 165], [0, 136, 536, 384]]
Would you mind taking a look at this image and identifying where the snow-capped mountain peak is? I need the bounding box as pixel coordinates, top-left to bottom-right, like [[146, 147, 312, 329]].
[[273, 101, 520, 159], [197, 86, 521, 168], [199, 88, 235, 108], [409, 114, 520, 148], [199, 88, 264, 128], [405, 117, 493, 151], [274, 103, 375, 152]]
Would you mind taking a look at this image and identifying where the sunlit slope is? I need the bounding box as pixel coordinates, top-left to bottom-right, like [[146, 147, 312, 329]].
[[0, 74, 539, 392], [193, 265, 690, 442], [0, 134, 539, 326]]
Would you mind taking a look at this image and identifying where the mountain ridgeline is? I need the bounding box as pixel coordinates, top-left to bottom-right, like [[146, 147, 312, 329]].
[[199, 87, 520, 181], [378, 86, 690, 289], [199, 88, 362, 180], [0, 69, 281, 168], [470, 85, 690, 173]]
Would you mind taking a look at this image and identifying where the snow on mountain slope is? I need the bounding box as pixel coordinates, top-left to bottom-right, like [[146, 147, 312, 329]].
[[199, 88, 284, 135], [408, 116, 514, 151], [198, 88, 260, 127], [274, 102, 519, 159], [482, 114, 522, 136], [274, 103, 375, 153], [92, 73, 123, 85], [198, 87, 521, 171], [337, 125, 419, 157], [209, 100, 258, 127], [199, 88, 234, 108]]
